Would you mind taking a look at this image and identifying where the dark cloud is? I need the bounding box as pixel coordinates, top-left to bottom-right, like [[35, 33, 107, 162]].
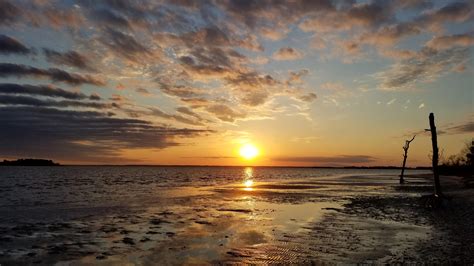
[[0, 106, 210, 161], [160, 84, 205, 98], [101, 28, 153, 62], [406, 119, 473, 137], [178, 47, 246, 78], [272, 155, 376, 164], [0, 63, 105, 86], [346, 1, 394, 27], [91, 8, 131, 29], [226, 72, 277, 88], [0, 95, 115, 109], [446, 121, 474, 134], [148, 107, 203, 126], [180, 26, 231, 47], [43, 49, 96, 71], [220, 0, 335, 29], [179, 54, 228, 77], [0, 83, 100, 100], [417, 1, 473, 26], [0, 0, 20, 25], [0, 34, 31, 55], [273, 47, 303, 60]]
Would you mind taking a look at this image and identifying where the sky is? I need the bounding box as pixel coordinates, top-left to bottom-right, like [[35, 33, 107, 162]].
[[0, 0, 472, 166]]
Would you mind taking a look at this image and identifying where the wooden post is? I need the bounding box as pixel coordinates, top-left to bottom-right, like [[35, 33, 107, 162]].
[[400, 135, 416, 184], [429, 113, 442, 196]]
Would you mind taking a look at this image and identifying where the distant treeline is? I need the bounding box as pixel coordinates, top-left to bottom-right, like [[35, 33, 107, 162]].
[[0, 159, 60, 166], [342, 166, 431, 170]]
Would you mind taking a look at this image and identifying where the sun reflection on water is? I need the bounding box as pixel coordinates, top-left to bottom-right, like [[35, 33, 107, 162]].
[[243, 167, 254, 191]]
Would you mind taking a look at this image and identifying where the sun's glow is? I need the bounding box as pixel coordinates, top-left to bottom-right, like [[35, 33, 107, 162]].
[[244, 179, 253, 187], [239, 144, 259, 160]]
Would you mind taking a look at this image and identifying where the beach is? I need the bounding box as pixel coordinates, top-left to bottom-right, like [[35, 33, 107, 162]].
[[0, 167, 472, 265]]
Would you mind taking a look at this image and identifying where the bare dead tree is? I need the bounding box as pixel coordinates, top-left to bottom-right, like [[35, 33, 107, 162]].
[[428, 113, 442, 196], [400, 135, 416, 184]]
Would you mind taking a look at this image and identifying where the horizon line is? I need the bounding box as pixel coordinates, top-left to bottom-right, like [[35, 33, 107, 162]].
[[22, 164, 433, 169]]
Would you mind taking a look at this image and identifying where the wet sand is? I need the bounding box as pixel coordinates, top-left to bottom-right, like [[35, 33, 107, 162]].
[[0, 172, 473, 265]]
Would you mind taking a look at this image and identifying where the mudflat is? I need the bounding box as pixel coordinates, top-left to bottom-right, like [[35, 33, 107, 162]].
[[0, 168, 472, 264]]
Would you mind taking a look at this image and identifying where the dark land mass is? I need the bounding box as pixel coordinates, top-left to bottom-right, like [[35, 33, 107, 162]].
[[0, 159, 60, 166]]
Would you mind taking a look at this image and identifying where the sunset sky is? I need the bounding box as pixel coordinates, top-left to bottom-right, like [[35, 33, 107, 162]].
[[0, 0, 472, 166]]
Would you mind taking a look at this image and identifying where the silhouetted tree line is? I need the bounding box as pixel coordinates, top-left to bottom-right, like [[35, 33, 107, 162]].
[[439, 141, 474, 178], [0, 158, 60, 166]]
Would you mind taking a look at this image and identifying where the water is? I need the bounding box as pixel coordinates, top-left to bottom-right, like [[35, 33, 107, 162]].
[[0, 166, 431, 264], [0, 166, 427, 209]]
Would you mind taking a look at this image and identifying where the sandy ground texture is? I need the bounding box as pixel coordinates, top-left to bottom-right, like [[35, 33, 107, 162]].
[[0, 173, 472, 265]]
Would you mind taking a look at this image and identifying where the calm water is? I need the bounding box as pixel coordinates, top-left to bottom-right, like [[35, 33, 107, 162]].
[[0, 166, 427, 209]]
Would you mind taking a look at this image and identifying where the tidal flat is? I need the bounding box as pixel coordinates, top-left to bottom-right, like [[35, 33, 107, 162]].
[[0, 167, 472, 264]]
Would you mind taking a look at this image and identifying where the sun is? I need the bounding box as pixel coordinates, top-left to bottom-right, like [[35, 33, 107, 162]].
[[239, 143, 259, 160]]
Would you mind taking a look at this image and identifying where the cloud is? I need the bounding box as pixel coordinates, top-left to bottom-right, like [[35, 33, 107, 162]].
[[178, 26, 232, 47], [178, 47, 246, 78], [297, 93, 317, 102], [90, 8, 131, 29], [299, 1, 394, 33], [205, 104, 245, 122], [148, 107, 203, 126], [0, 83, 100, 100], [0, 0, 20, 25], [416, 1, 473, 29], [135, 88, 151, 95], [446, 121, 474, 134], [273, 47, 303, 60], [100, 28, 153, 62], [0, 63, 106, 86], [426, 32, 474, 50], [376, 47, 469, 90], [362, 22, 421, 47], [0, 95, 114, 109], [160, 84, 206, 99], [0, 106, 210, 161], [0, 34, 31, 55], [176, 106, 202, 120], [41, 5, 85, 29], [224, 71, 280, 106], [287, 69, 309, 84], [1, 0, 472, 162], [346, 1, 394, 27], [418, 103, 425, 109], [43, 49, 96, 71], [272, 155, 376, 164]]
